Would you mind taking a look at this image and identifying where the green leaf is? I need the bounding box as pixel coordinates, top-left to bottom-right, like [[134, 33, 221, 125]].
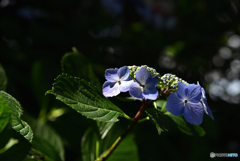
[[0, 130, 31, 161], [0, 138, 19, 154], [165, 113, 206, 136], [81, 124, 139, 161], [0, 91, 33, 143], [24, 116, 65, 161], [0, 94, 11, 134], [46, 74, 125, 122], [106, 134, 139, 161], [98, 121, 115, 139], [155, 99, 167, 113], [145, 108, 168, 135], [0, 95, 13, 152], [61, 47, 101, 88], [0, 64, 8, 91], [81, 128, 98, 161]]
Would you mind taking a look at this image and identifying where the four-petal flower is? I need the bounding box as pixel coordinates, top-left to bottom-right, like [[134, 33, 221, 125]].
[[166, 82, 204, 125], [129, 67, 159, 100], [102, 66, 133, 97]]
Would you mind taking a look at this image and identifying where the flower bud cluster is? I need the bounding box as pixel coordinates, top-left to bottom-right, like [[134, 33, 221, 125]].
[[128, 65, 161, 79], [158, 73, 188, 92]]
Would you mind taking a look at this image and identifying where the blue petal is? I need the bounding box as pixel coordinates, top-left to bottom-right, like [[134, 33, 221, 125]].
[[135, 67, 151, 85], [117, 66, 130, 81], [143, 88, 158, 100], [166, 92, 185, 115], [186, 84, 202, 103], [129, 82, 143, 100], [183, 102, 204, 125], [145, 76, 159, 90], [105, 68, 119, 82], [202, 99, 214, 120], [201, 88, 214, 120], [176, 82, 186, 99], [119, 79, 134, 92], [102, 81, 120, 97]]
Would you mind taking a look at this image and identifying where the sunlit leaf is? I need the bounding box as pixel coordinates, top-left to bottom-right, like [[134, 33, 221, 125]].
[[0, 91, 33, 143], [46, 74, 125, 122]]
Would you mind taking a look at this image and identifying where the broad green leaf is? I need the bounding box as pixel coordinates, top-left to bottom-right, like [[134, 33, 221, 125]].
[[0, 91, 33, 143], [46, 74, 125, 122], [0, 95, 11, 134], [87, 120, 115, 140], [0, 64, 7, 91], [81, 128, 98, 161], [156, 99, 167, 113], [97, 122, 115, 139], [165, 113, 206, 136], [0, 130, 31, 161], [81, 124, 139, 161], [0, 95, 13, 151], [145, 108, 168, 135], [106, 134, 139, 161], [46, 107, 89, 153], [24, 116, 65, 161], [61, 47, 101, 88]]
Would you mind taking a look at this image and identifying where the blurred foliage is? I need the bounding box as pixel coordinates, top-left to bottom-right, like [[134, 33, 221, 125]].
[[0, 0, 240, 161]]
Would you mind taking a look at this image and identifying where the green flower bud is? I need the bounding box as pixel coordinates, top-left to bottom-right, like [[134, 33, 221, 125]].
[[128, 65, 161, 79], [158, 73, 188, 92]]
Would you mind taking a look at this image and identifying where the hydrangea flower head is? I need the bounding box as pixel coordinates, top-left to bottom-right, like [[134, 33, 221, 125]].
[[102, 66, 133, 97], [166, 82, 204, 125], [129, 67, 159, 100]]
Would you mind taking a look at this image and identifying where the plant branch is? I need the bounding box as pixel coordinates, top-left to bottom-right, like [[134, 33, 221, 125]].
[[96, 99, 149, 161]]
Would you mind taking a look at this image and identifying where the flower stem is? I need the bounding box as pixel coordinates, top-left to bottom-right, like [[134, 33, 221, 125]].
[[96, 139, 100, 159], [138, 116, 150, 123], [96, 99, 148, 161]]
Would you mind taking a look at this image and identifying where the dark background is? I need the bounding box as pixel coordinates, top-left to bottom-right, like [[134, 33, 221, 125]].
[[0, 0, 240, 161]]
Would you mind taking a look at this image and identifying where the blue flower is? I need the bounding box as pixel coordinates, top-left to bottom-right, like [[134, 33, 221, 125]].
[[166, 82, 204, 125], [200, 87, 214, 120], [102, 66, 133, 97], [129, 67, 159, 100]]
